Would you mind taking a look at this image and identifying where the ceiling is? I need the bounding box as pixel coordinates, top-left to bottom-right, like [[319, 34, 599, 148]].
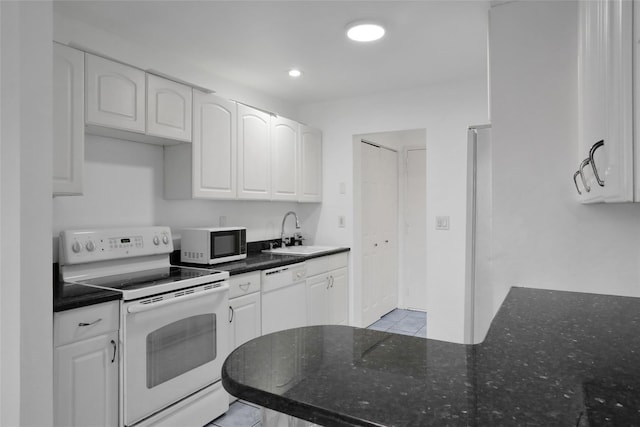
[[53, 1, 490, 106]]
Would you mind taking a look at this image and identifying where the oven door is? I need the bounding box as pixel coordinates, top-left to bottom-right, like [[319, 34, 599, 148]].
[[123, 282, 229, 426]]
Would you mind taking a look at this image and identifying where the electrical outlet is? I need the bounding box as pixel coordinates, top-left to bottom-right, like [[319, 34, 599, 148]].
[[219, 216, 227, 227], [338, 216, 346, 228], [435, 216, 449, 230], [339, 182, 346, 195]]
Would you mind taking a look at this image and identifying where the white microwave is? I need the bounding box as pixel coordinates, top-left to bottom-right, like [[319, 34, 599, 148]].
[[180, 227, 247, 265]]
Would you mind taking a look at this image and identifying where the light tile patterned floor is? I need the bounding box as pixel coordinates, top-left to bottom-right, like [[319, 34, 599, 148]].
[[206, 308, 427, 427]]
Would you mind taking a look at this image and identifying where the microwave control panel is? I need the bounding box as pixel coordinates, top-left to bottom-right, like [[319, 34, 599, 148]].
[[59, 226, 173, 265]]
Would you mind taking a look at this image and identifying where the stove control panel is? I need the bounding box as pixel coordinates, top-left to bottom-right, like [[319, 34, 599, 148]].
[[60, 226, 173, 265]]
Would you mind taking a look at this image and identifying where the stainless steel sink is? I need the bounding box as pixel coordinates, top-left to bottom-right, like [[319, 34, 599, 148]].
[[263, 245, 338, 256]]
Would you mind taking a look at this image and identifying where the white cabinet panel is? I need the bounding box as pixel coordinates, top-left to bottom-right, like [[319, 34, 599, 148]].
[[306, 274, 331, 326], [298, 125, 323, 203], [85, 54, 146, 133], [329, 267, 349, 325], [53, 43, 84, 196], [193, 92, 237, 199], [271, 116, 298, 201], [576, 0, 633, 202], [146, 74, 192, 142], [229, 292, 261, 351], [262, 281, 306, 335], [54, 301, 119, 427], [237, 104, 271, 200]]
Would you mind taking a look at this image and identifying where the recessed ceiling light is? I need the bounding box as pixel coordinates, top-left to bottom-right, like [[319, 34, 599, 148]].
[[346, 22, 385, 42], [288, 69, 302, 78]]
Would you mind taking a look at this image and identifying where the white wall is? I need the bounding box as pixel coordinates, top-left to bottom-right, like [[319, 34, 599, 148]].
[[53, 13, 297, 120], [53, 135, 321, 257], [299, 76, 489, 341], [489, 1, 640, 321], [1, 1, 54, 425]]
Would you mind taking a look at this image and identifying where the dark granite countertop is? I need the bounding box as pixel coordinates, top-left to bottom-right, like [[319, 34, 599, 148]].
[[196, 247, 350, 276], [53, 247, 350, 311], [222, 287, 640, 426]]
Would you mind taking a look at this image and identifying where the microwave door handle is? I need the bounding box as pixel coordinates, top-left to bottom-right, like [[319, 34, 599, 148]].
[[127, 284, 228, 314]]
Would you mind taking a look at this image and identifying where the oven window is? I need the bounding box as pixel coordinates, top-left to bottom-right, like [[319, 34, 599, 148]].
[[146, 314, 217, 388], [211, 233, 236, 258]]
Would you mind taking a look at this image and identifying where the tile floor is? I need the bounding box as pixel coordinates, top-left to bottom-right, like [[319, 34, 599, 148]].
[[206, 308, 427, 427]]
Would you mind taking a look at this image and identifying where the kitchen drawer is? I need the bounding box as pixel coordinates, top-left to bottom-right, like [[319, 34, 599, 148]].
[[228, 271, 261, 299], [54, 301, 119, 347], [306, 253, 348, 277]]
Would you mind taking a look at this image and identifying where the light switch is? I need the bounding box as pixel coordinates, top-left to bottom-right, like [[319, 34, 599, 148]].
[[338, 216, 346, 228], [435, 216, 449, 230]]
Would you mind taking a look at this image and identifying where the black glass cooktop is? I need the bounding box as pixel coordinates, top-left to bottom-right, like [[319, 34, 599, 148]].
[[75, 266, 222, 292]]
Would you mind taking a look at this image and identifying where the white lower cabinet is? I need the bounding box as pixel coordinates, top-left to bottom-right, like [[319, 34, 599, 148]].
[[306, 253, 349, 326], [228, 272, 261, 351], [54, 301, 119, 427]]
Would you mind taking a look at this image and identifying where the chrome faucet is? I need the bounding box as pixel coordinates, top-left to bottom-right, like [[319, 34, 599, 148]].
[[281, 211, 301, 246]]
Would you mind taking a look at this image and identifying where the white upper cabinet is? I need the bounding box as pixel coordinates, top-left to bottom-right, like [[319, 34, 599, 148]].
[[237, 104, 271, 200], [146, 74, 192, 142], [575, 0, 634, 202], [192, 92, 237, 199], [271, 116, 299, 201], [298, 125, 323, 203], [85, 54, 146, 133], [53, 43, 84, 196]]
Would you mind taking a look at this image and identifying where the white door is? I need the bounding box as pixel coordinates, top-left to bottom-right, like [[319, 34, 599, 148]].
[[298, 125, 323, 202], [228, 292, 261, 350], [146, 74, 192, 142], [271, 116, 298, 201], [192, 92, 237, 199], [54, 331, 118, 427], [237, 104, 271, 200], [360, 142, 399, 326], [306, 274, 330, 326], [85, 54, 146, 133], [403, 149, 427, 311], [378, 147, 399, 315], [329, 267, 349, 325]]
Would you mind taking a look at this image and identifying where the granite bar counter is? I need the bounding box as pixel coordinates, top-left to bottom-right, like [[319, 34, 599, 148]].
[[222, 287, 640, 426]]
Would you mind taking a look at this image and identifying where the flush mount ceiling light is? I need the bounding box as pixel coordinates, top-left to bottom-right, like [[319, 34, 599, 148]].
[[288, 69, 302, 78], [346, 22, 385, 42]]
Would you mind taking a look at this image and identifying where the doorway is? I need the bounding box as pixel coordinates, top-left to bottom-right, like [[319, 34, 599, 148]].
[[353, 129, 426, 327]]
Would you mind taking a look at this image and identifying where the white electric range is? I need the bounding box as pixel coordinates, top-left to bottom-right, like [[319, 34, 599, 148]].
[[59, 226, 230, 427]]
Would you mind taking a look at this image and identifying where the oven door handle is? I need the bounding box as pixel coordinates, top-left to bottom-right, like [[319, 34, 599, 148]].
[[126, 284, 228, 314]]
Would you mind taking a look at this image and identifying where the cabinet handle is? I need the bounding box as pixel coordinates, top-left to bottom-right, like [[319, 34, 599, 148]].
[[573, 171, 583, 195], [326, 278, 330, 289], [578, 158, 591, 193], [78, 318, 102, 327], [238, 282, 251, 292], [229, 306, 234, 323], [110, 340, 117, 364], [330, 276, 334, 288], [589, 140, 605, 187]]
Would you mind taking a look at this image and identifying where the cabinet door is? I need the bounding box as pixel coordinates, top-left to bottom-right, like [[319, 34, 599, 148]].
[[329, 267, 349, 325], [577, 0, 633, 202], [146, 74, 192, 142], [54, 331, 118, 427], [85, 54, 145, 133], [299, 125, 323, 203], [306, 274, 330, 326], [53, 43, 84, 196], [192, 92, 237, 199], [237, 104, 271, 200], [271, 117, 298, 201], [229, 292, 261, 351]]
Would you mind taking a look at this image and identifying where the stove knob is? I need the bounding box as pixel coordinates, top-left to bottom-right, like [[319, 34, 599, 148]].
[[162, 234, 170, 245], [71, 241, 82, 253], [86, 241, 95, 252], [153, 236, 160, 246]]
